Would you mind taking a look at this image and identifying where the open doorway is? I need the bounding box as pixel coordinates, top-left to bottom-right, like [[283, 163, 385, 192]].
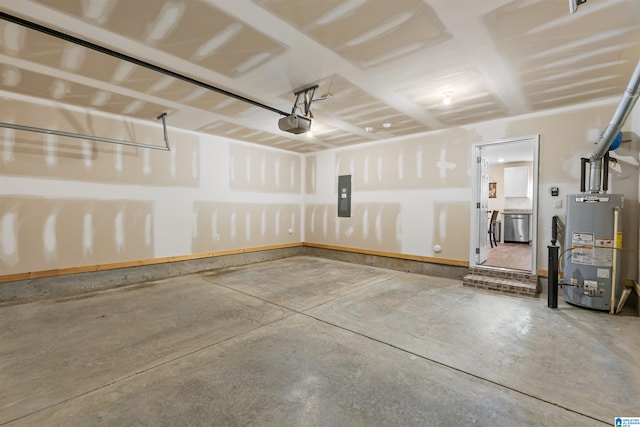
[[471, 136, 539, 274]]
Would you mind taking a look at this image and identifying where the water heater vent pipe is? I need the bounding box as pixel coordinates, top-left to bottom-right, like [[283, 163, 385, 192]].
[[588, 59, 640, 193]]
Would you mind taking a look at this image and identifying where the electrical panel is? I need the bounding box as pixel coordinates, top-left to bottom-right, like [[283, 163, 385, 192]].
[[338, 175, 351, 217]]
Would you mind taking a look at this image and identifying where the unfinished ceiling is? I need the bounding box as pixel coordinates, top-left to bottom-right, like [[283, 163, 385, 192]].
[[1, 0, 639, 153]]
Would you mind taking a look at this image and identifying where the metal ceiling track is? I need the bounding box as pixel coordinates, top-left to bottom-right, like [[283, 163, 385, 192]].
[[0, 113, 171, 151], [0, 11, 290, 117], [0, 11, 287, 151]]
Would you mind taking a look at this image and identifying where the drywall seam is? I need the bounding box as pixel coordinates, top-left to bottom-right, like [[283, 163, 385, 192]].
[[299, 98, 621, 157]]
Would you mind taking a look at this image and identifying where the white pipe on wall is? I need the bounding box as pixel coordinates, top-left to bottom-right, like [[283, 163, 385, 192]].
[[611, 207, 620, 314], [589, 59, 640, 193]]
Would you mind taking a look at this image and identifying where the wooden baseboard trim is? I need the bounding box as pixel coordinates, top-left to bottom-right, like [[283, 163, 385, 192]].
[[302, 242, 469, 268], [0, 242, 303, 284], [1, 242, 472, 283]]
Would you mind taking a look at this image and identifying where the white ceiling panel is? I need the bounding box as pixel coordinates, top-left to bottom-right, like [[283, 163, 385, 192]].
[[0, 0, 638, 153]]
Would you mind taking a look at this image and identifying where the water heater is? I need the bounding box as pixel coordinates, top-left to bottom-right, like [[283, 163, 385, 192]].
[[555, 60, 639, 313], [562, 194, 623, 310]]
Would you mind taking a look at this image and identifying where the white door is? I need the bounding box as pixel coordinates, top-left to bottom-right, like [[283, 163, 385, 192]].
[[470, 135, 539, 274], [477, 154, 490, 264]]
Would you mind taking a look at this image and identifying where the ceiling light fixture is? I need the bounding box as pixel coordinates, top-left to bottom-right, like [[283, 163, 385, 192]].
[[365, 126, 374, 133], [382, 122, 392, 129], [443, 91, 453, 106]]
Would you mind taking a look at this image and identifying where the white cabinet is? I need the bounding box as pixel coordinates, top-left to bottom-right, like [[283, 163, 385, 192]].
[[504, 166, 529, 198]]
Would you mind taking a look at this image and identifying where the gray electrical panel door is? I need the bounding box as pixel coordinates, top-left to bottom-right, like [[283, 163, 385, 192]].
[[562, 194, 623, 310], [338, 175, 351, 217]]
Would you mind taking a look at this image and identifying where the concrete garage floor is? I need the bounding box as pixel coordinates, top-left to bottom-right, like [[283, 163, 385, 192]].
[[1, 257, 638, 426]]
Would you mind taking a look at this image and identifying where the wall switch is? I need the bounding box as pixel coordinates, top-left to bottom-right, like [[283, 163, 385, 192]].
[[554, 199, 562, 209]]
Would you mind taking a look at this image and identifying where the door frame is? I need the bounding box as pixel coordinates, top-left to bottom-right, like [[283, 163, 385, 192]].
[[469, 135, 540, 275]]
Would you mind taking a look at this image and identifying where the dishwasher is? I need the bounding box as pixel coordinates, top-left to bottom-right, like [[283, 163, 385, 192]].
[[503, 213, 531, 243]]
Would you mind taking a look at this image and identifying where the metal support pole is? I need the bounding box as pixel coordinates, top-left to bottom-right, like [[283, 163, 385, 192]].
[[548, 245, 559, 308], [580, 158, 589, 193], [156, 113, 170, 151], [610, 207, 620, 314], [602, 152, 609, 192]]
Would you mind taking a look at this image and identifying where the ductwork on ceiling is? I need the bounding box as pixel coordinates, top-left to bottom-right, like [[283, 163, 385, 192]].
[[586, 59, 640, 193]]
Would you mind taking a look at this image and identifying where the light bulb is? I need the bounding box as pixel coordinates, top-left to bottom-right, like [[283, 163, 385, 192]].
[[443, 92, 453, 106]]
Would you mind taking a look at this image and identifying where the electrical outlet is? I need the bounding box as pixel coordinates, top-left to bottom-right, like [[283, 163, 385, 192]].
[[554, 199, 562, 209]]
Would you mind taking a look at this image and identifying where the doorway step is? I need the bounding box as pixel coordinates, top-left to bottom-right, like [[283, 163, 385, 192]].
[[463, 268, 539, 297]]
